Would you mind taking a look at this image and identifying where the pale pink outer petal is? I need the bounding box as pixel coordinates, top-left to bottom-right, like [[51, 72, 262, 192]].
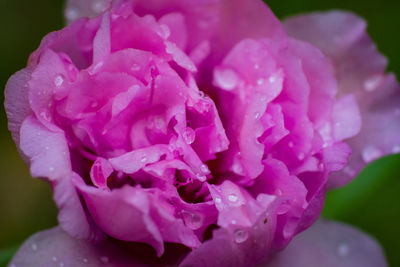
[[9, 226, 147, 267], [19, 116, 71, 181], [260, 219, 387, 267], [4, 68, 33, 148], [284, 11, 400, 187]]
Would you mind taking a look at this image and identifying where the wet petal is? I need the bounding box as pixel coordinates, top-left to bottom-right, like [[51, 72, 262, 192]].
[[9, 226, 147, 267], [263, 219, 387, 267], [284, 11, 400, 187]]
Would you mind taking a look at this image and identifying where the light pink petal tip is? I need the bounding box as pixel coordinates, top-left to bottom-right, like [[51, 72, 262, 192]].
[[262, 219, 387, 267], [284, 11, 400, 188]]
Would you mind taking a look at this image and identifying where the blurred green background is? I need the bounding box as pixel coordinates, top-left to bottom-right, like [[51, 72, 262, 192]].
[[0, 0, 399, 266]]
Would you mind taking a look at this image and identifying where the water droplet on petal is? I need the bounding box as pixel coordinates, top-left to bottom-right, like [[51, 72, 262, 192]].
[[337, 243, 350, 257], [100, 256, 109, 263], [255, 112, 261, 119], [392, 145, 400, 154], [131, 63, 140, 72], [231, 219, 237, 225], [200, 164, 209, 173], [140, 156, 147, 163], [182, 211, 203, 230], [54, 75, 64, 87], [234, 229, 248, 243], [49, 166, 55, 172], [83, 258, 88, 263], [182, 127, 196, 144], [228, 194, 238, 203], [92, 2, 105, 13], [52, 256, 58, 262], [268, 75, 277, 83], [362, 145, 383, 163], [215, 197, 222, 204], [31, 243, 37, 251], [257, 78, 264, 85], [364, 75, 382, 92], [288, 142, 294, 148], [214, 68, 239, 91], [40, 110, 51, 121], [343, 166, 356, 176], [297, 153, 305, 160], [65, 8, 79, 21], [59, 262, 65, 267]]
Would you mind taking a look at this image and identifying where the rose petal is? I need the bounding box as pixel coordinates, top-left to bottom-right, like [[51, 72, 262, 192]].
[[9, 226, 147, 267], [20, 116, 71, 181], [262, 219, 387, 267], [284, 11, 400, 187], [4, 68, 33, 148]]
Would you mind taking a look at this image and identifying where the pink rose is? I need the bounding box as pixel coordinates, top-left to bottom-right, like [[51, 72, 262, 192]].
[[5, 0, 398, 266]]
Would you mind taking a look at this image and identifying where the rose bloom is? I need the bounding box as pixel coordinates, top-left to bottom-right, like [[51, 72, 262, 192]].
[[5, 0, 399, 266]]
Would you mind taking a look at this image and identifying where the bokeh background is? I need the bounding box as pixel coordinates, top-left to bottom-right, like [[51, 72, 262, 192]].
[[0, 0, 399, 266]]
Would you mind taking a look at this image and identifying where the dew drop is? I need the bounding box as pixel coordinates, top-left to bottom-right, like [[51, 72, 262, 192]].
[[31, 243, 37, 251], [195, 173, 206, 181], [40, 110, 51, 121], [255, 112, 261, 119], [268, 75, 277, 83], [200, 164, 209, 173], [198, 91, 205, 97], [182, 127, 196, 144], [257, 78, 264, 85], [92, 2, 105, 13], [364, 75, 382, 92], [52, 256, 58, 262], [49, 166, 55, 172], [54, 75, 64, 87], [297, 153, 305, 160], [337, 243, 350, 257], [83, 258, 88, 263], [140, 156, 147, 163], [343, 166, 356, 176], [59, 262, 64, 267], [392, 145, 400, 154], [234, 229, 248, 243], [288, 142, 294, 148], [100, 256, 109, 263], [231, 219, 237, 225], [228, 194, 238, 203], [214, 68, 239, 91], [362, 145, 382, 163], [65, 8, 79, 21], [91, 101, 99, 108], [215, 197, 222, 204], [131, 63, 140, 72], [254, 63, 260, 69], [182, 211, 203, 230]]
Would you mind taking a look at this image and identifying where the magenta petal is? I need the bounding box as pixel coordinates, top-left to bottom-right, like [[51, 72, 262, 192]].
[[9, 226, 147, 267], [74, 178, 165, 256], [262, 219, 387, 267], [284, 11, 400, 187]]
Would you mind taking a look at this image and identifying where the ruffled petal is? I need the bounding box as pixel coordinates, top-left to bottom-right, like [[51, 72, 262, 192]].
[[4, 68, 33, 148], [20, 116, 71, 181], [284, 11, 400, 187], [263, 219, 387, 267]]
